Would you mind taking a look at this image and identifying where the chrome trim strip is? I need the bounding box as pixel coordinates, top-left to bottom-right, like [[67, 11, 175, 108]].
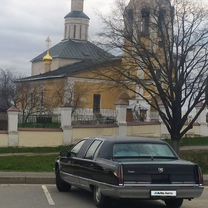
[[60, 171, 203, 188], [61, 171, 114, 188], [123, 184, 203, 187]]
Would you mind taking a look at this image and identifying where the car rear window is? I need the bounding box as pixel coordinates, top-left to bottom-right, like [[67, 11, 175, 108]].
[[113, 143, 176, 159], [85, 140, 102, 159]]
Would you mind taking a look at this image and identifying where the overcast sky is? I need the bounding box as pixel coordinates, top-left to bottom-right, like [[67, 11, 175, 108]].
[[0, 0, 115, 75], [1, 0, 208, 75]]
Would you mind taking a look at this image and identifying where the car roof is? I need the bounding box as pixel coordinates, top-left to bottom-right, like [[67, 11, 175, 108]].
[[94, 136, 166, 144]]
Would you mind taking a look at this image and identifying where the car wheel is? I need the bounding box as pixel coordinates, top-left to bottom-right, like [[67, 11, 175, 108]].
[[165, 199, 183, 208], [93, 186, 109, 208], [55, 169, 71, 192]]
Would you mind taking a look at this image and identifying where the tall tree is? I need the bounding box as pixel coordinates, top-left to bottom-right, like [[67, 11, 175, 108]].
[[97, 0, 208, 153], [0, 69, 16, 111]]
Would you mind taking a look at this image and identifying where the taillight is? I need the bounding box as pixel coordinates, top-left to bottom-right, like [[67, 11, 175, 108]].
[[196, 166, 203, 185], [114, 165, 124, 186]]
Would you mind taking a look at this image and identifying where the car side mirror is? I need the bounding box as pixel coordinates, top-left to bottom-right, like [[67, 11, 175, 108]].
[[60, 150, 70, 157], [66, 151, 72, 158]]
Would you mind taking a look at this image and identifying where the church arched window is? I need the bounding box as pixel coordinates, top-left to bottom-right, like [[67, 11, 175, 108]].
[[80, 25, 82, 39], [158, 9, 166, 33], [125, 8, 133, 39], [65, 25, 67, 39], [141, 8, 150, 36], [74, 25, 77, 39]]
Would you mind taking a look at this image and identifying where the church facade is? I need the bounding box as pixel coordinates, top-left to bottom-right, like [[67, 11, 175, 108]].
[[17, 0, 171, 121], [17, 0, 127, 118]]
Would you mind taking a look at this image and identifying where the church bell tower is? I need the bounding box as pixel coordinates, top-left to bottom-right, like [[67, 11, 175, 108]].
[[64, 0, 90, 41]]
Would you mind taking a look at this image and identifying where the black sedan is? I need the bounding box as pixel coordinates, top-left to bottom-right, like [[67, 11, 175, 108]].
[[55, 137, 204, 208]]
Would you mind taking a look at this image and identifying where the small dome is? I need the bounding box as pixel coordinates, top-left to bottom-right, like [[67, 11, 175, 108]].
[[43, 51, 53, 62]]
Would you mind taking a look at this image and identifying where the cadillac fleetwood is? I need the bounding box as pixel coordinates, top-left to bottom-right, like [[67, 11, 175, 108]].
[[55, 138, 204, 208]]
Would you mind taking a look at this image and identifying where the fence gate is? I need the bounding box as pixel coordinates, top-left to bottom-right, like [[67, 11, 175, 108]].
[[0, 112, 8, 130]]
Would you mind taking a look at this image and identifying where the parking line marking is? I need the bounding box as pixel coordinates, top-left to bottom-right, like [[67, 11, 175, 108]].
[[42, 185, 55, 206]]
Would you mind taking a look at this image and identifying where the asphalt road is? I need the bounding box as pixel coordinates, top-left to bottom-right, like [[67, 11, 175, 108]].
[[0, 184, 206, 208]]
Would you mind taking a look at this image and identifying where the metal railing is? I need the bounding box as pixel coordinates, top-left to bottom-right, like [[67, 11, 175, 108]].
[[18, 114, 61, 128], [0, 112, 8, 130], [72, 113, 116, 126]]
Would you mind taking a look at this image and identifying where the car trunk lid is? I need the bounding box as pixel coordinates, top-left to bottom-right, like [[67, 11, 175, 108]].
[[119, 160, 197, 184]]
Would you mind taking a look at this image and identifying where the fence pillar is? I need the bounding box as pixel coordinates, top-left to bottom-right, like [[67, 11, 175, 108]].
[[116, 100, 128, 137], [195, 103, 208, 136], [158, 103, 169, 138], [61, 106, 73, 145], [7, 106, 19, 147], [159, 103, 166, 123], [146, 109, 151, 122], [195, 103, 207, 124]]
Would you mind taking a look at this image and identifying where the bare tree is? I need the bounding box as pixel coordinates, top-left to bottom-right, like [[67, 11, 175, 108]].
[[0, 69, 17, 111], [15, 78, 88, 123], [97, 0, 208, 153], [51, 79, 88, 114], [15, 82, 44, 123]]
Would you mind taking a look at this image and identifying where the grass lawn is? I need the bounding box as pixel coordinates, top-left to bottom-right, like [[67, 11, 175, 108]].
[[180, 150, 208, 174], [165, 137, 208, 146], [0, 150, 207, 173], [0, 155, 56, 172], [0, 146, 70, 154], [180, 137, 208, 146]]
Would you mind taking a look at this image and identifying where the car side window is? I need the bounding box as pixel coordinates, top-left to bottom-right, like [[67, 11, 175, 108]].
[[85, 140, 102, 159], [71, 140, 86, 157]]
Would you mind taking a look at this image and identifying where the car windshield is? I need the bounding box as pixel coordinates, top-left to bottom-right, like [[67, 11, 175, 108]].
[[113, 142, 177, 159]]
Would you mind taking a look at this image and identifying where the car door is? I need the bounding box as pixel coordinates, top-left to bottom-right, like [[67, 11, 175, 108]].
[[76, 140, 103, 189], [60, 140, 87, 185]]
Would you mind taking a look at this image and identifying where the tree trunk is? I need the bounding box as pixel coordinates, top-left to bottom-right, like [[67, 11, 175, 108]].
[[171, 139, 180, 155]]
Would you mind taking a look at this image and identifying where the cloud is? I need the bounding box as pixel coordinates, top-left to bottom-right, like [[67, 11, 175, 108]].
[[0, 0, 116, 75]]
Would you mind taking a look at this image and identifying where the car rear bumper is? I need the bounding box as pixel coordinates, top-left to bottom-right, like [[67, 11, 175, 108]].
[[100, 184, 204, 199], [60, 171, 204, 200]]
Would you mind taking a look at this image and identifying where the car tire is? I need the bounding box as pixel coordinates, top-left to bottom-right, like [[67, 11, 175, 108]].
[[93, 186, 110, 208], [55, 169, 71, 192], [165, 199, 183, 208]]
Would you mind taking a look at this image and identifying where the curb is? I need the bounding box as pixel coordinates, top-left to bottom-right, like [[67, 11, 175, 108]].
[[0, 172, 55, 184], [0, 176, 55, 184]]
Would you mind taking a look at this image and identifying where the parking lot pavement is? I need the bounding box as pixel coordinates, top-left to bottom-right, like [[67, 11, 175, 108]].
[[0, 184, 207, 208]]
